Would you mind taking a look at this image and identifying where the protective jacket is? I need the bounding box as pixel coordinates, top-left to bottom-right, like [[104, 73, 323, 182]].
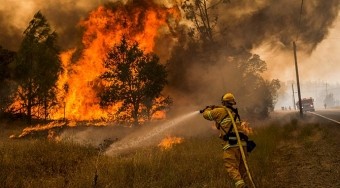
[[202, 104, 255, 188], [202, 106, 248, 150]]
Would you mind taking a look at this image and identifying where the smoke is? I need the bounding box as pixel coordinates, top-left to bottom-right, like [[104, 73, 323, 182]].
[[59, 110, 212, 155], [0, 0, 115, 50], [105, 111, 200, 155], [60, 125, 131, 147], [223, 0, 340, 85], [165, 0, 339, 111], [212, 0, 339, 53], [1, 0, 338, 67]]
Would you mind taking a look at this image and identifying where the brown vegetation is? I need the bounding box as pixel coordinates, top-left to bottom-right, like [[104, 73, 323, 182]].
[[1, 112, 339, 187]]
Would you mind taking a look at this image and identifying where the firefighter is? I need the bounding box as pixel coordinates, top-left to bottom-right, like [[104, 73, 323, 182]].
[[200, 93, 252, 188]]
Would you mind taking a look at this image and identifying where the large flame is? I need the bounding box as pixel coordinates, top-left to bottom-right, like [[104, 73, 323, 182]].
[[8, 2, 180, 139], [52, 3, 180, 121]]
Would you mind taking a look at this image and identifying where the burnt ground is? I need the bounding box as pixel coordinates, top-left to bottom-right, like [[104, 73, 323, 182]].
[[269, 112, 340, 188]]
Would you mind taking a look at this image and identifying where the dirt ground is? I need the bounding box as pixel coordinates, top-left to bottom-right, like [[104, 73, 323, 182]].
[[269, 112, 340, 188]]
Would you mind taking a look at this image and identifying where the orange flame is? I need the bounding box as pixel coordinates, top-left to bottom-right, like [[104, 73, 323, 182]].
[[240, 121, 253, 135], [158, 136, 184, 150], [50, 3, 180, 121], [14, 121, 73, 138]]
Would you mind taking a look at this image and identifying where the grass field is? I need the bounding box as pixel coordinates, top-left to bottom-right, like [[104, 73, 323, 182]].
[[0, 113, 328, 188]]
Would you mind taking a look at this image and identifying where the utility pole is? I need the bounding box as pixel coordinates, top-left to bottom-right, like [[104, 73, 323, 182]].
[[293, 41, 303, 117], [292, 83, 296, 110]]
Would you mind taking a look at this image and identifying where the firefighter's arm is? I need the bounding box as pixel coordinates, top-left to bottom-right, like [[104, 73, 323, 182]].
[[201, 106, 218, 121]]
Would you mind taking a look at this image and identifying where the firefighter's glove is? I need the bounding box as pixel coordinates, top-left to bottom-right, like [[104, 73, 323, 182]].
[[199, 105, 215, 113]]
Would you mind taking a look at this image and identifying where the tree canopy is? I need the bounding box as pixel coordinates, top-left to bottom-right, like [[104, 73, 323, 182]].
[[12, 11, 62, 123], [181, 0, 230, 44], [168, 0, 281, 119], [100, 37, 171, 125], [0, 46, 16, 115]]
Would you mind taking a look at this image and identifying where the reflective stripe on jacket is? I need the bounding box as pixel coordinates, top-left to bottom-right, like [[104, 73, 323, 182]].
[[202, 106, 247, 149], [202, 106, 240, 131]]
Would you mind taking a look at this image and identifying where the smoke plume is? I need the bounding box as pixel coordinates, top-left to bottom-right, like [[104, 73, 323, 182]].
[[1, 0, 338, 58], [0, 0, 113, 50]]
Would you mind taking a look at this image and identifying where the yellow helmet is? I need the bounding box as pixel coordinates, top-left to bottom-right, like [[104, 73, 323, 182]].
[[221, 93, 236, 104]]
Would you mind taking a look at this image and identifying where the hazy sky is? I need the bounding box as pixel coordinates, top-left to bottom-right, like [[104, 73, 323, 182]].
[[254, 15, 340, 84]]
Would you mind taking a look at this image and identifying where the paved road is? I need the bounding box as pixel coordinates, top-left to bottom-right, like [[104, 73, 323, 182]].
[[307, 108, 340, 124]]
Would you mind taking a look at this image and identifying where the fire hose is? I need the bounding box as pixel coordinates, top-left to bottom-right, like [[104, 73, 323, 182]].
[[226, 109, 256, 188]]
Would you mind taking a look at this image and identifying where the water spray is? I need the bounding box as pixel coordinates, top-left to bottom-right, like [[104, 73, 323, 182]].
[[93, 138, 116, 187], [105, 111, 199, 155]]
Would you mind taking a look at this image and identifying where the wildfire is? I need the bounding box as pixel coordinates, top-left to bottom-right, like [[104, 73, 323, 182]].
[[158, 136, 184, 150], [10, 119, 116, 139], [51, 2, 180, 121], [240, 121, 253, 135], [12, 121, 72, 138]]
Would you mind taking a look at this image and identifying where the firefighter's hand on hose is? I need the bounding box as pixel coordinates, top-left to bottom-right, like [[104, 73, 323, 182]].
[[199, 105, 215, 113], [199, 109, 205, 113]]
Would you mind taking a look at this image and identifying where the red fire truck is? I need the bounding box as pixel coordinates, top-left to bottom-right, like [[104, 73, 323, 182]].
[[296, 97, 315, 112]]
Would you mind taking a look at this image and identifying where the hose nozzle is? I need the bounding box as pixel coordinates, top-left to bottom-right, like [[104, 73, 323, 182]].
[[199, 105, 215, 113]]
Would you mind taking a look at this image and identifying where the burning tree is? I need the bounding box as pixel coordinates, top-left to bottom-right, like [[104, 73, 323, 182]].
[[11, 11, 62, 123], [99, 37, 171, 125], [168, 0, 281, 119], [0, 46, 16, 116], [181, 0, 229, 44]]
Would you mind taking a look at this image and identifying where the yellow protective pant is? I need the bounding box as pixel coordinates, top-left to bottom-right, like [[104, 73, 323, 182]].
[[223, 147, 248, 188]]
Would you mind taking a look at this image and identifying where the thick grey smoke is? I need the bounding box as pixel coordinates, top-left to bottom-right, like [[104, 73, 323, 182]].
[[217, 0, 340, 53], [1, 0, 338, 56], [169, 0, 338, 97], [0, 0, 114, 50]]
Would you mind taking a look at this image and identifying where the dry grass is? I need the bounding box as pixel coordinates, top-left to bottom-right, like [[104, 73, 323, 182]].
[[0, 116, 326, 188]]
